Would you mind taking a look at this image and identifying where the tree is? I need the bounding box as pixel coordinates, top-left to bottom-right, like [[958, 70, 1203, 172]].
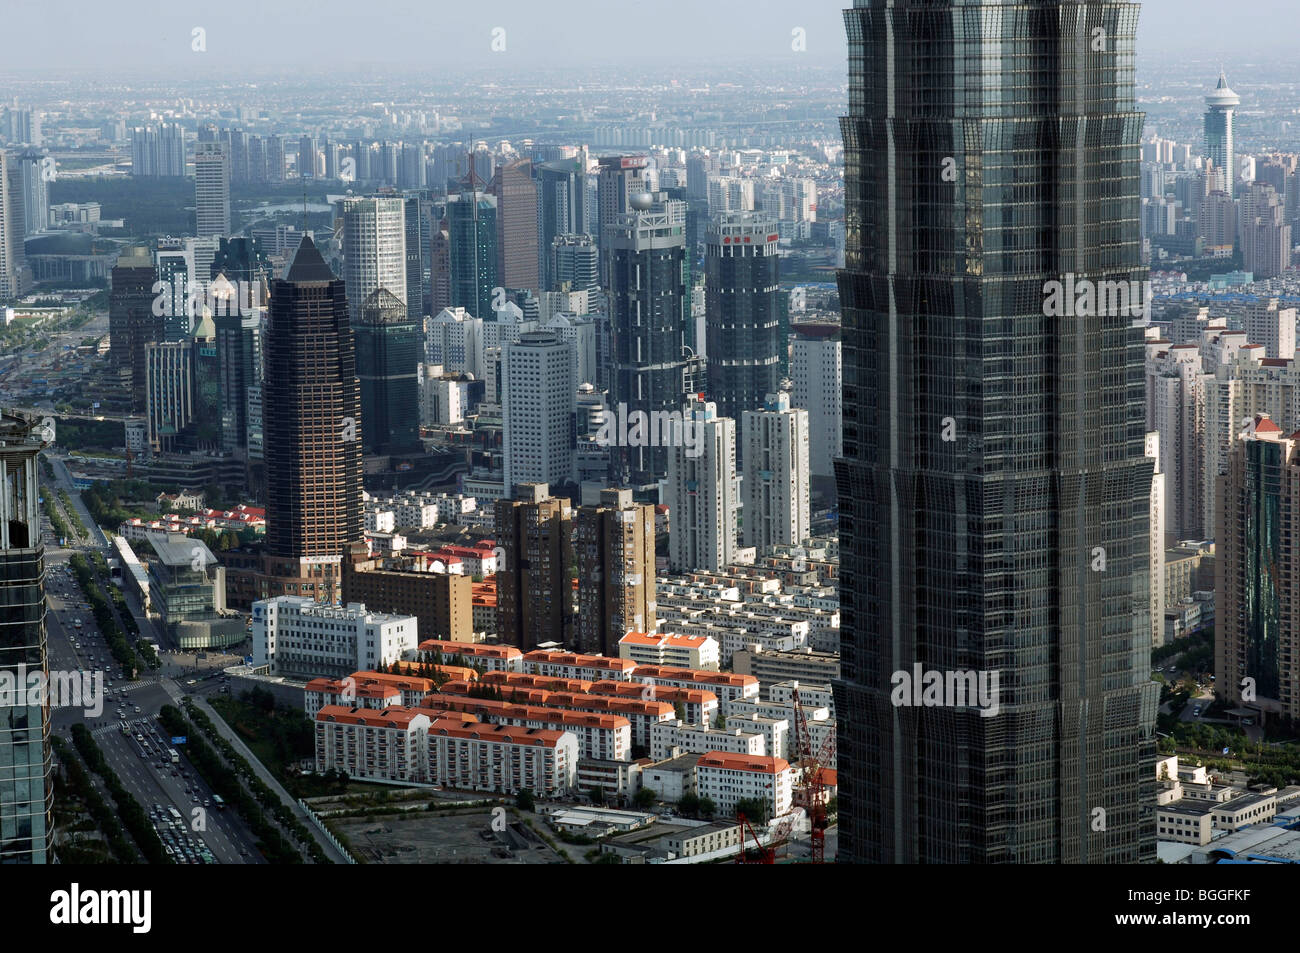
[[586, 787, 606, 806], [715, 713, 726, 729], [673, 702, 687, 722], [699, 797, 716, 818], [734, 798, 769, 825], [678, 792, 701, 817], [633, 788, 658, 810], [516, 788, 536, 812]]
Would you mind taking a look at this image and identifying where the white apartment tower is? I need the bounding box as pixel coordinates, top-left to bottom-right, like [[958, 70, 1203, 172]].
[[667, 396, 738, 573], [194, 141, 231, 238], [741, 392, 810, 552], [791, 327, 842, 481], [503, 331, 576, 492]]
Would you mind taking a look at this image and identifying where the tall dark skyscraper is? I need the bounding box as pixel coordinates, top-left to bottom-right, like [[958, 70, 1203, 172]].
[[834, 0, 1157, 863], [263, 235, 363, 562], [108, 248, 161, 414], [607, 192, 690, 489], [0, 413, 52, 863], [354, 287, 421, 455], [445, 189, 498, 321], [704, 211, 781, 432]]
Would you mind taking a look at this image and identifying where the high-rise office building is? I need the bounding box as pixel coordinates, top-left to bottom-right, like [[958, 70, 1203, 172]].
[[1146, 432, 1167, 650], [144, 339, 194, 454], [0, 413, 53, 863], [607, 192, 690, 489], [597, 155, 650, 279], [1204, 72, 1240, 195], [741, 392, 810, 552], [503, 331, 576, 491], [354, 287, 421, 455], [0, 153, 32, 300], [403, 195, 429, 324], [537, 158, 588, 290], [791, 324, 843, 485], [1216, 415, 1300, 723], [494, 483, 573, 651], [704, 212, 781, 430], [194, 141, 231, 238], [341, 194, 407, 327], [263, 236, 363, 566], [551, 233, 599, 294], [667, 396, 736, 573], [835, 0, 1157, 863], [212, 274, 265, 457], [445, 189, 498, 320], [16, 148, 48, 237], [108, 248, 162, 413], [574, 488, 657, 657], [490, 158, 539, 294]]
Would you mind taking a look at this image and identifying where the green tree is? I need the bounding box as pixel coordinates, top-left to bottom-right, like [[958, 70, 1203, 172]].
[[678, 792, 701, 817], [516, 788, 536, 812], [699, 797, 716, 818], [633, 787, 657, 810], [734, 798, 769, 825]]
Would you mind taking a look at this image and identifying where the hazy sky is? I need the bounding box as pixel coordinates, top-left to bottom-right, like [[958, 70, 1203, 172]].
[[1, 0, 1292, 74]]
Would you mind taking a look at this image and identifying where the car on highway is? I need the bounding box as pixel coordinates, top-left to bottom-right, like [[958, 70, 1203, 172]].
[[1193, 706, 1202, 717]]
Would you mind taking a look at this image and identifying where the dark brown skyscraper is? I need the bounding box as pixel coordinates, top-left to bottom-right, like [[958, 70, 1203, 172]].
[[264, 236, 363, 569], [574, 488, 657, 657], [109, 248, 161, 413], [495, 483, 573, 651]]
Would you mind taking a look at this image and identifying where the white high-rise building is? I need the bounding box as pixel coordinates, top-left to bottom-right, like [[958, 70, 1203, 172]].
[[1243, 298, 1297, 361], [791, 328, 842, 481], [425, 306, 484, 378], [503, 331, 576, 492], [341, 195, 407, 327], [741, 393, 810, 552], [194, 141, 231, 238], [1146, 432, 1167, 649], [667, 396, 737, 573]]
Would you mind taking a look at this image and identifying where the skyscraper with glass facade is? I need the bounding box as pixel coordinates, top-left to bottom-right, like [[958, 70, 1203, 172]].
[[834, 0, 1157, 863]]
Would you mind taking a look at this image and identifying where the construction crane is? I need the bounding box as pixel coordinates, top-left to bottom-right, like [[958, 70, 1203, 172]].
[[790, 685, 835, 863], [734, 812, 773, 864]]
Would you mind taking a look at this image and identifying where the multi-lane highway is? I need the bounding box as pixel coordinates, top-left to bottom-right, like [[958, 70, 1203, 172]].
[[42, 523, 265, 864]]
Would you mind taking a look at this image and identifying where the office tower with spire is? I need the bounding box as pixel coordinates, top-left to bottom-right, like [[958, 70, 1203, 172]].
[[262, 236, 363, 597], [445, 188, 498, 320], [607, 191, 690, 490], [16, 148, 48, 237], [704, 212, 782, 430], [1205, 73, 1240, 196], [194, 141, 231, 238], [834, 0, 1157, 863]]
